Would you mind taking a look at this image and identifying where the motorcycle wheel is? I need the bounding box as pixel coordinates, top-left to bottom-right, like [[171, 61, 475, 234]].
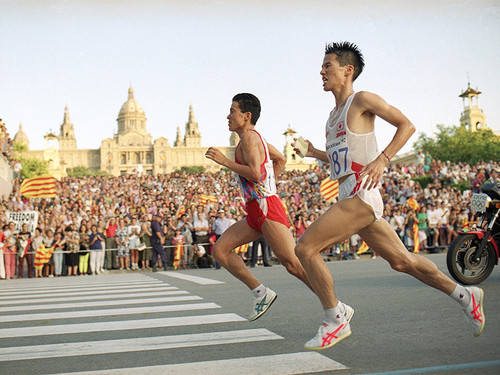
[[446, 233, 496, 285]]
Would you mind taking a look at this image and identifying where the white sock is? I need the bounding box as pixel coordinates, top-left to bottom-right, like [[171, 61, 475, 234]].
[[450, 284, 470, 308], [252, 284, 266, 298], [324, 302, 345, 325]]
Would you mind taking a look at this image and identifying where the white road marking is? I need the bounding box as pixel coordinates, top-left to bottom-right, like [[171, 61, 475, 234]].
[[0, 280, 164, 294], [60, 352, 348, 375], [0, 302, 221, 323], [0, 313, 246, 338], [161, 271, 225, 285], [0, 283, 173, 299], [0, 286, 178, 301], [0, 294, 201, 313], [0, 329, 282, 362]]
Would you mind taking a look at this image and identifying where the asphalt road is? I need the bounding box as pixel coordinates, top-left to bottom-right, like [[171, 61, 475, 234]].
[[0, 253, 498, 375]]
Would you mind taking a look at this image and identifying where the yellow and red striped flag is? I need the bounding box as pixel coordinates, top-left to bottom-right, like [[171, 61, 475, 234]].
[[173, 243, 183, 270], [357, 241, 370, 255], [199, 194, 216, 206], [407, 196, 420, 211], [234, 242, 249, 255], [34, 244, 54, 269], [319, 178, 339, 202], [20, 177, 57, 198], [413, 222, 420, 253]]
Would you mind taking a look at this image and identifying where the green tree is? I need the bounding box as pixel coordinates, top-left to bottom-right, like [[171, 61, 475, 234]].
[[19, 158, 50, 179], [173, 166, 206, 174], [413, 125, 500, 164], [66, 166, 109, 177]]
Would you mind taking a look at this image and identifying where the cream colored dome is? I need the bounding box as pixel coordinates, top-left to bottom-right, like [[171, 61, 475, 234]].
[[13, 123, 29, 148], [118, 86, 145, 119]]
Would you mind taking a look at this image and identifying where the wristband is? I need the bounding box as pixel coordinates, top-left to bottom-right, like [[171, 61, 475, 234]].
[[381, 150, 391, 162]]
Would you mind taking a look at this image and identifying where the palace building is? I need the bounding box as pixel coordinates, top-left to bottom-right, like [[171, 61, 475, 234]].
[[13, 87, 244, 178]]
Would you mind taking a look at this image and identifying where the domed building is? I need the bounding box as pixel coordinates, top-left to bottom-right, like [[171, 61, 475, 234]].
[[14, 86, 237, 177], [13, 123, 29, 149]]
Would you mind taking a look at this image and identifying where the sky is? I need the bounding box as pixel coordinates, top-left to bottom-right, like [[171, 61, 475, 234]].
[[1, 0, 499, 158]]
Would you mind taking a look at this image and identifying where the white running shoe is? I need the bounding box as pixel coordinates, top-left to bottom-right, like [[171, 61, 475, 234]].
[[342, 303, 354, 323], [304, 320, 352, 351], [463, 286, 485, 337], [249, 288, 277, 321]]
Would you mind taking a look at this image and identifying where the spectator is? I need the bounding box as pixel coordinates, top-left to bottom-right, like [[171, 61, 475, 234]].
[[116, 218, 129, 270], [140, 217, 152, 270], [88, 224, 104, 274], [65, 226, 80, 276], [105, 217, 118, 269], [176, 213, 194, 267], [78, 224, 90, 275], [17, 222, 33, 278], [127, 217, 141, 270], [52, 231, 66, 277]]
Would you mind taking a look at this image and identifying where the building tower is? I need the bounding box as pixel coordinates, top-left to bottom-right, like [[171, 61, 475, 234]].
[[459, 82, 487, 131], [13, 123, 30, 150], [283, 127, 298, 163], [184, 105, 201, 147], [229, 131, 240, 146], [174, 126, 184, 147], [58, 106, 77, 150], [117, 86, 148, 136]]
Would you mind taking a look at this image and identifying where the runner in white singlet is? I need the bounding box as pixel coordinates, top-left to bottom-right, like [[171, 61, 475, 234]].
[[293, 42, 485, 351]]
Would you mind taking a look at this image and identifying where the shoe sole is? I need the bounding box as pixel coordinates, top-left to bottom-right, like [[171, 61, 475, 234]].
[[304, 328, 352, 351], [249, 294, 278, 322], [474, 288, 485, 337]]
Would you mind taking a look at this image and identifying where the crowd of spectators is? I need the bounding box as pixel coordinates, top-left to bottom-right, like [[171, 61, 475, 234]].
[[0, 151, 498, 280]]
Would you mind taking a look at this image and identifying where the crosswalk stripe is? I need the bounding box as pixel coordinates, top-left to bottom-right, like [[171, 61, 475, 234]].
[[0, 303, 221, 323], [0, 281, 164, 294], [0, 283, 171, 298], [0, 289, 182, 306], [0, 294, 202, 313], [0, 329, 282, 362], [161, 271, 225, 285], [0, 278, 164, 292], [0, 313, 246, 338], [0, 286, 177, 301], [59, 352, 348, 375]]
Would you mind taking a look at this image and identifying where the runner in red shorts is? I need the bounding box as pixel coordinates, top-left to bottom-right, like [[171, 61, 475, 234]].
[[206, 93, 321, 321]]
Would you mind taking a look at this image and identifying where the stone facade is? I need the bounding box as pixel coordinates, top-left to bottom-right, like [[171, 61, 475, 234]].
[[14, 87, 238, 177]]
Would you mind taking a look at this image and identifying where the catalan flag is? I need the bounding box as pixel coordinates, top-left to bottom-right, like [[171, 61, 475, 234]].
[[34, 244, 54, 269], [20, 177, 57, 198], [199, 194, 217, 206], [234, 242, 249, 255], [357, 241, 370, 255], [407, 196, 420, 211], [319, 178, 339, 203], [173, 243, 183, 270], [413, 222, 420, 253]]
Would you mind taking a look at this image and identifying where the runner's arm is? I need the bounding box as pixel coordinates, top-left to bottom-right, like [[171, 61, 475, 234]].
[[356, 91, 415, 189], [206, 132, 263, 181], [267, 143, 286, 177]]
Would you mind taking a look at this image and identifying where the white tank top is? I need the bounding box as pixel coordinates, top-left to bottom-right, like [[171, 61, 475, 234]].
[[325, 92, 379, 180], [235, 129, 277, 200]]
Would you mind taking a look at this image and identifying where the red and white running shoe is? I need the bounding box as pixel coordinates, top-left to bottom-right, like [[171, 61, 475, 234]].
[[464, 286, 485, 337]]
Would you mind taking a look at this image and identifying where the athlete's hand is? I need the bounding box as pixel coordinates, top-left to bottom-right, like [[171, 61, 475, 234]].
[[292, 137, 314, 157], [205, 147, 228, 166], [358, 155, 387, 190]]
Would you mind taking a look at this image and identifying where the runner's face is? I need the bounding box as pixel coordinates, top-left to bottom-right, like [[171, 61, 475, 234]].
[[227, 101, 248, 131], [320, 54, 346, 91]]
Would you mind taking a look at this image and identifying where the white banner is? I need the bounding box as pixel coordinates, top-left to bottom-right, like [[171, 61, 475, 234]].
[[6, 211, 39, 235]]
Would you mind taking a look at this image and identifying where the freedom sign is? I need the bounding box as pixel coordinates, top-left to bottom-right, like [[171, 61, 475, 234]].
[[7, 211, 39, 235]]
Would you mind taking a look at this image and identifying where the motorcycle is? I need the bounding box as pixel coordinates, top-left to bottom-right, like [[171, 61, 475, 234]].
[[447, 181, 500, 285]]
